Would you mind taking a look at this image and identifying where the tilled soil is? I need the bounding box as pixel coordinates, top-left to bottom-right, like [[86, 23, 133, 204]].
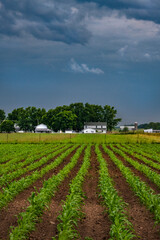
[[0, 147, 78, 240], [101, 146, 160, 240], [111, 146, 160, 194], [29, 149, 85, 240], [78, 146, 111, 240], [1, 145, 160, 240]]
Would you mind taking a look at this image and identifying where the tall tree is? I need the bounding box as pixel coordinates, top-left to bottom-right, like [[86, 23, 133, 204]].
[[69, 103, 85, 131], [84, 103, 104, 122], [0, 109, 5, 123], [8, 108, 25, 122], [53, 111, 77, 132], [103, 105, 121, 131]]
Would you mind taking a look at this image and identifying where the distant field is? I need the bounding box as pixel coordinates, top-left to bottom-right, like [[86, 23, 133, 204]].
[[0, 132, 160, 143]]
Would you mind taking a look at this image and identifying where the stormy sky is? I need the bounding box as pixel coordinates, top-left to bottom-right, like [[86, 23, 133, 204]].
[[0, 0, 160, 124]]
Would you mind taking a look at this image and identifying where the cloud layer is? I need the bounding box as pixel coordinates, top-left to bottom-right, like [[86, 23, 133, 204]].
[[0, 0, 91, 44]]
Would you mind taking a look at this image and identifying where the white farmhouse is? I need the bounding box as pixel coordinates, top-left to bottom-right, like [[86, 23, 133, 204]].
[[84, 122, 107, 133]]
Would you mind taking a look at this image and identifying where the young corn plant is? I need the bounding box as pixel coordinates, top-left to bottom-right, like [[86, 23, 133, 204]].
[[103, 144, 160, 224], [118, 144, 160, 169], [0, 144, 66, 187], [55, 145, 91, 240], [95, 144, 135, 240], [0, 145, 78, 210], [9, 144, 85, 240], [110, 145, 160, 189]]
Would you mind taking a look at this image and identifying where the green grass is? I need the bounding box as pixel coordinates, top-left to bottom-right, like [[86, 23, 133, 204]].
[[0, 132, 160, 144]]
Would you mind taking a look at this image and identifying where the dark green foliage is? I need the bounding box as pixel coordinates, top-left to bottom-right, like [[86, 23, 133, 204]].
[[7, 103, 121, 132], [139, 122, 160, 130], [0, 109, 5, 123], [0, 120, 15, 133]]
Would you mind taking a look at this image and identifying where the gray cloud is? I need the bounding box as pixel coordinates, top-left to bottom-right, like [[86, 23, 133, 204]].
[[77, 0, 160, 24], [0, 0, 91, 44]]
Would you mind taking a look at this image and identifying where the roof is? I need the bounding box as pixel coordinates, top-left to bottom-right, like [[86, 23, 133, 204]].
[[84, 122, 106, 125], [35, 124, 48, 130]]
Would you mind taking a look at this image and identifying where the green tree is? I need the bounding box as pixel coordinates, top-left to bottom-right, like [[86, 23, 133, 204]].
[[8, 108, 25, 122], [69, 103, 85, 131], [8, 107, 46, 131], [122, 126, 129, 133], [103, 105, 121, 131], [53, 111, 77, 132], [84, 103, 104, 122], [0, 109, 5, 123], [0, 120, 15, 133]]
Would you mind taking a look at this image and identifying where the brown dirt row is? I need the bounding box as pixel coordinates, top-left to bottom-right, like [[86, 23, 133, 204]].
[[0, 147, 78, 240], [100, 146, 160, 240], [28, 149, 85, 240], [110, 146, 160, 194], [78, 146, 111, 240]]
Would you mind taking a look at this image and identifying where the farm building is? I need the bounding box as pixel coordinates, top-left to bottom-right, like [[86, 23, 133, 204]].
[[35, 124, 51, 133], [65, 130, 73, 133], [144, 129, 153, 133], [120, 122, 138, 131], [14, 124, 20, 132], [84, 122, 107, 133], [82, 128, 96, 134]]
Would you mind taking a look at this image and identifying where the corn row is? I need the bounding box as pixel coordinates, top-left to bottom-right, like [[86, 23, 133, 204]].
[[55, 145, 91, 240], [9, 145, 85, 240], [96, 145, 135, 240], [103, 144, 160, 224]]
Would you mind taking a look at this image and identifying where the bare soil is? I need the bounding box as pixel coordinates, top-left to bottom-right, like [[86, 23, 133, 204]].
[[78, 146, 111, 240]]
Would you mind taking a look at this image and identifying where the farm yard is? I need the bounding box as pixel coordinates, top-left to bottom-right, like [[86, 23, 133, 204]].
[[0, 140, 160, 239]]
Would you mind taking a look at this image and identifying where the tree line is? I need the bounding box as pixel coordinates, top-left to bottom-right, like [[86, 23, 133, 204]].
[[138, 122, 160, 130], [0, 103, 121, 132]]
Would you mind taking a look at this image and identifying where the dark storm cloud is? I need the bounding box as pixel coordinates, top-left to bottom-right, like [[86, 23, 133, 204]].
[[77, 0, 160, 24], [0, 0, 91, 44]]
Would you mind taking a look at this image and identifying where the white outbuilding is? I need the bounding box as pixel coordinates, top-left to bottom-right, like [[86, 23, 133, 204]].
[[83, 128, 96, 134], [144, 129, 153, 133], [65, 130, 73, 133], [35, 124, 51, 133]]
